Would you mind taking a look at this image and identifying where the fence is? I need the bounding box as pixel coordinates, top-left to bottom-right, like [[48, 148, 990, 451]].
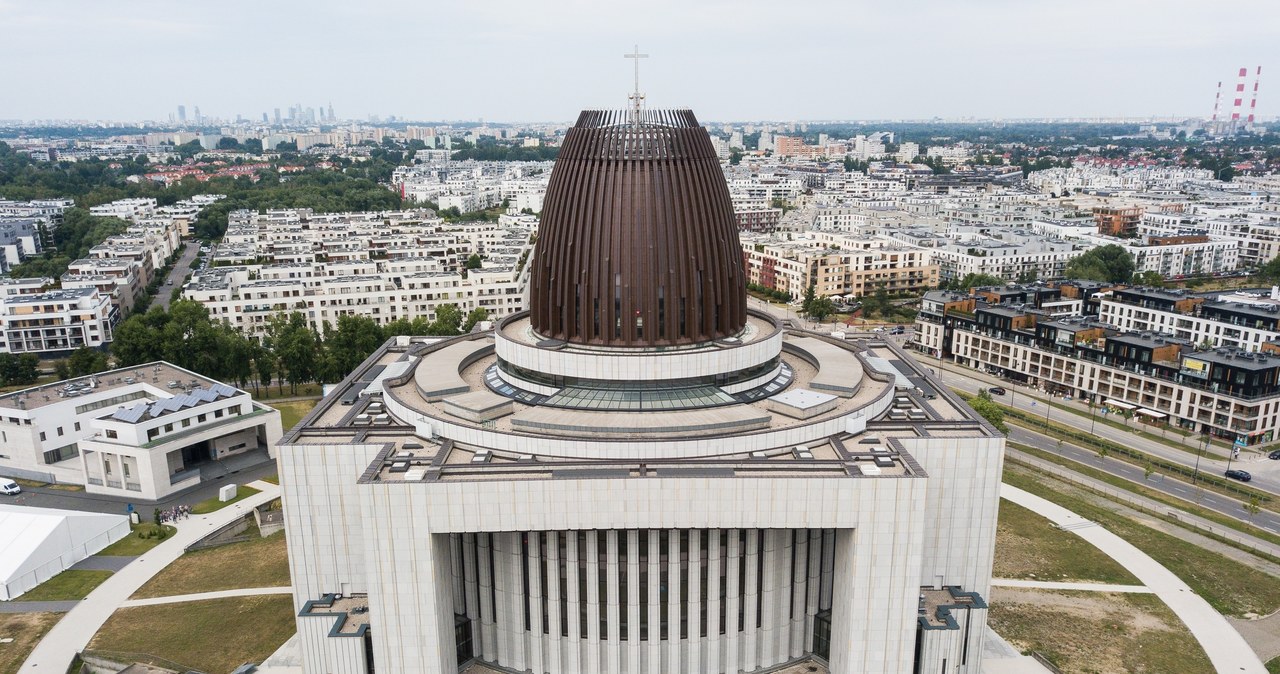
[[79, 648, 206, 674], [994, 401, 1271, 504], [1008, 449, 1280, 560], [184, 514, 252, 552]]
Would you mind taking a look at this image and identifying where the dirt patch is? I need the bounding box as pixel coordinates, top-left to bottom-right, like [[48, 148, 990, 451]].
[[989, 587, 1212, 674], [0, 612, 63, 674]]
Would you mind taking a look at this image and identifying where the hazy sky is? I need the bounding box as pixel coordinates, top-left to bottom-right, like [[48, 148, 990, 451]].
[[3, 0, 1277, 123]]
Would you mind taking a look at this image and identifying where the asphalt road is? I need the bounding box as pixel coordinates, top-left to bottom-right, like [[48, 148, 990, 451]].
[[154, 242, 201, 311], [933, 362, 1280, 496], [1009, 424, 1280, 536], [0, 459, 277, 516]]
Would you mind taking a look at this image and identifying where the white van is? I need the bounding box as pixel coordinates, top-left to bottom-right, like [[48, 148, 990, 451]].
[[0, 478, 20, 495]]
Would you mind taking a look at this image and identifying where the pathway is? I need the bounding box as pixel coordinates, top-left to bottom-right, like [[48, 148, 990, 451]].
[[990, 578, 1153, 593], [1002, 483, 1267, 673], [119, 586, 292, 608], [18, 479, 281, 674]]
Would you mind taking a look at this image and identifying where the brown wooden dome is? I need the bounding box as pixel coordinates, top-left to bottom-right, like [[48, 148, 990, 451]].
[[529, 109, 746, 347]]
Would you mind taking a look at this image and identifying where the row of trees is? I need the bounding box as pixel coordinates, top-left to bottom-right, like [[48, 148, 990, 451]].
[[0, 352, 40, 387], [107, 300, 489, 395]]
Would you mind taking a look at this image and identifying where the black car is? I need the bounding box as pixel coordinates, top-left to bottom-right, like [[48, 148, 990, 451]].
[[988, 387, 1006, 396], [1225, 469, 1252, 482], [1269, 450, 1280, 460]]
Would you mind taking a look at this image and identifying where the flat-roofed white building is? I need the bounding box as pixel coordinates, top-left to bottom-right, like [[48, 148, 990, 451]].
[[0, 361, 282, 499]]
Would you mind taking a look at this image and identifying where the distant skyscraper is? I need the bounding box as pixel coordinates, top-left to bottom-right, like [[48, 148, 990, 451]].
[[177, 105, 186, 123], [263, 112, 269, 123], [274, 108, 281, 125], [328, 102, 335, 122], [193, 106, 201, 125]]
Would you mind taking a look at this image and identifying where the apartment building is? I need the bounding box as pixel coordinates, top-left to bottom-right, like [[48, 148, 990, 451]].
[[184, 209, 535, 339], [1098, 286, 1280, 352], [916, 284, 1280, 444], [740, 232, 938, 299], [0, 288, 116, 355], [0, 362, 282, 499], [0, 220, 42, 273]]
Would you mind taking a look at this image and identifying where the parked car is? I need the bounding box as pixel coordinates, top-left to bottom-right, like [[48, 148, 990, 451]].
[[988, 387, 1007, 396], [0, 478, 21, 495], [1269, 450, 1280, 460], [1225, 469, 1252, 482]]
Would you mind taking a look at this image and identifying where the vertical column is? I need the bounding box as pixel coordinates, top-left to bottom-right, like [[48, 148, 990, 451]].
[[790, 530, 810, 659], [527, 533, 545, 673], [462, 534, 483, 660], [667, 529, 681, 673], [478, 533, 497, 663], [775, 529, 794, 661], [805, 529, 822, 652], [626, 530, 641, 674], [742, 529, 761, 672], [706, 529, 722, 674], [647, 530, 662, 674], [546, 532, 563, 673], [759, 529, 779, 666], [724, 529, 741, 674], [820, 529, 836, 614], [686, 530, 702, 674], [450, 533, 465, 617], [566, 531, 583, 673], [589, 531, 605, 674], [494, 532, 525, 671]]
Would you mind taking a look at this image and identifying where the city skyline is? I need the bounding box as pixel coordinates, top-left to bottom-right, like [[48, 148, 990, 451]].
[[2, 0, 1276, 123]]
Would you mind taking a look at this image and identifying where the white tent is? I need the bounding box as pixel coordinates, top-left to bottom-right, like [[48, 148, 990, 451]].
[[0, 504, 130, 600]]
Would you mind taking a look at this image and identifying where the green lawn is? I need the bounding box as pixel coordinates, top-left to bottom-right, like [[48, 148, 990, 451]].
[[191, 485, 260, 514], [88, 595, 295, 674], [1267, 655, 1280, 673], [1005, 464, 1280, 617], [132, 529, 290, 599], [17, 570, 112, 601], [97, 523, 177, 556], [269, 398, 321, 432], [994, 499, 1138, 584], [0, 612, 62, 674], [990, 589, 1213, 674]]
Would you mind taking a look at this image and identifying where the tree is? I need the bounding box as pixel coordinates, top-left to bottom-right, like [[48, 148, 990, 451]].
[[66, 347, 108, 377], [1257, 255, 1280, 282], [325, 315, 385, 379], [955, 273, 1005, 289], [1131, 270, 1165, 287], [462, 307, 491, 333], [801, 283, 817, 315], [729, 149, 743, 165], [0, 353, 39, 386], [1243, 496, 1262, 520], [1064, 244, 1135, 283], [425, 304, 464, 336], [969, 391, 1009, 435], [808, 297, 837, 323], [465, 253, 483, 270]]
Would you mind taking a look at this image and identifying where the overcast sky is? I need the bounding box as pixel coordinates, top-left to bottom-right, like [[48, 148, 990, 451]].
[[3, 0, 1277, 124]]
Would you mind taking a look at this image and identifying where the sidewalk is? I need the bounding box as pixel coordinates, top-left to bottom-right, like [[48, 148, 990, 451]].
[[991, 578, 1153, 593], [1001, 483, 1267, 673], [1009, 447, 1280, 559], [119, 586, 292, 608], [19, 479, 281, 674], [936, 359, 1280, 495]]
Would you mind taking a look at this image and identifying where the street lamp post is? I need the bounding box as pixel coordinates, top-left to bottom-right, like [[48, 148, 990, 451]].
[[1192, 431, 1209, 499]]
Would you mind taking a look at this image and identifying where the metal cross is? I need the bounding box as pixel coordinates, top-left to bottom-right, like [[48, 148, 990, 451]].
[[624, 45, 648, 124]]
